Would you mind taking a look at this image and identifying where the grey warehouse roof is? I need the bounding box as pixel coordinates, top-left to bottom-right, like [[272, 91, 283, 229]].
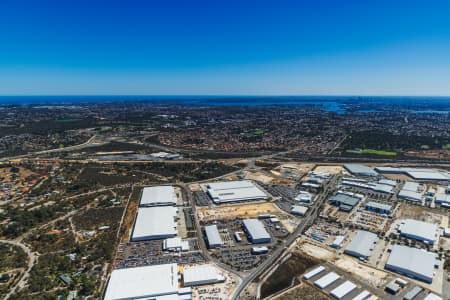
[[140, 186, 177, 206], [344, 230, 378, 258], [104, 263, 180, 300], [131, 206, 177, 241], [385, 245, 436, 283], [365, 201, 392, 212], [344, 164, 378, 176], [204, 225, 223, 247], [329, 194, 360, 207], [399, 219, 438, 243], [242, 219, 271, 241], [206, 180, 268, 204]]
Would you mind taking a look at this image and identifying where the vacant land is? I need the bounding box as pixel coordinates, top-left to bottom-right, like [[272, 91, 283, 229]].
[[271, 282, 331, 300], [397, 204, 447, 227], [260, 251, 321, 299], [197, 202, 279, 222], [0, 244, 27, 273], [72, 207, 124, 231]]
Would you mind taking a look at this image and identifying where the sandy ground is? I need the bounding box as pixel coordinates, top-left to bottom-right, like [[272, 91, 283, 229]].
[[197, 202, 279, 222], [313, 165, 343, 174], [440, 237, 450, 251], [298, 242, 335, 261], [188, 183, 202, 192], [242, 170, 275, 184], [396, 204, 448, 226], [278, 163, 315, 175], [334, 257, 389, 288], [280, 218, 299, 234], [177, 209, 188, 239]]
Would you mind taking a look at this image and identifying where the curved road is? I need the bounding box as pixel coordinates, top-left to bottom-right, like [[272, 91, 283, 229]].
[[0, 239, 36, 300]]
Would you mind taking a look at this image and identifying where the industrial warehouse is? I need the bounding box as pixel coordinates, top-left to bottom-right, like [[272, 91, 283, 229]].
[[344, 164, 378, 177], [398, 219, 439, 245], [204, 224, 223, 248], [385, 245, 437, 283], [375, 167, 450, 182], [131, 206, 178, 241], [242, 218, 272, 244], [131, 185, 180, 241], [183, 265, 225, 286], [328, 192, 362, 212], [344, 230, 378, 259], [330, 280, 357, 299], [364, 201, 392, 214], [139, 185, 178, 206], [104, 264, 191, 300], [205, 180, 268, 204]]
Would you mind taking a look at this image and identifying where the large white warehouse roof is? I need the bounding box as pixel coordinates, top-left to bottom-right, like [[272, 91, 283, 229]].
[[399, 219, 439, 244], [385, 245, 437, 283], [303, 266, 325, 280], [402, 182, 420, 192], [131, 206, 177, 241], [314, 272, 340, 289], [398, 190, 423, 202], [104, 264, 181, 300], [330, 280, 356, 299], [204, 225, 223, 248], [344, 230, 378, 259], [242, 219, 271, 243], [140, 186, 177, 206], [352, 290, 371, 300], [206, 180, 268, 204], [423, 293, 443, 300], [183, 265, 225, 287]]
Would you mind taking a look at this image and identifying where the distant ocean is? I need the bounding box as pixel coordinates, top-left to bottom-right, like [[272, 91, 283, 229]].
[[0, 96, 450, 114]]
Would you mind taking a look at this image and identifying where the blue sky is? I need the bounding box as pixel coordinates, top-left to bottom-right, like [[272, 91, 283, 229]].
[[1, 0, 450, 95]]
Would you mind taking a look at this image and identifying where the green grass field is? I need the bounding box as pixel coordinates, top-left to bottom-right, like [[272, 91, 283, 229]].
[[253, 129, 267, 135], [443, 144, 450, 149], [360, 149, 397, 156]]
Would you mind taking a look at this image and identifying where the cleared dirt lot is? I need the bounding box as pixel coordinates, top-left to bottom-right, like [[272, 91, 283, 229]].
[[313, 165, 343, 174], [242, 170, 276, 184], [334, 257, 389, 288], [197, 202, 280, 222], [396, 204, 448, 227], [298, 242, 335, 261]]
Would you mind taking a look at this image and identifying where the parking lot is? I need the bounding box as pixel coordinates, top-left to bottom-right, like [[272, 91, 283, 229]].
[[216, 248, 267, 271], [194, 191, 211, 206], [114, 240, 205, 269]]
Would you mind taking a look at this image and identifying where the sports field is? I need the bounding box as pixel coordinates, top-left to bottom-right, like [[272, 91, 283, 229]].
[[360, 149, 397, 156]]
